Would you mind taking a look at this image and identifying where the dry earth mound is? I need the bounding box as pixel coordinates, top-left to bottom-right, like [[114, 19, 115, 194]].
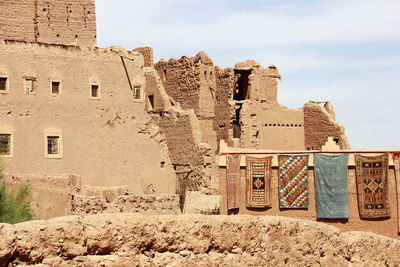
[[1, 214, 400, 266]]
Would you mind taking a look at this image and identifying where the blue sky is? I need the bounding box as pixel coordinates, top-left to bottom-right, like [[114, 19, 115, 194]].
[[96, 0, 400, 149]]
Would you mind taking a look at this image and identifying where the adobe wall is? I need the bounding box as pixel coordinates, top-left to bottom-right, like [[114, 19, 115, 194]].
[[155, 56, 201, 113], [213, 68, 235, 143], [5, 175, 181, 219], [1, 214, 400, 266], [4, 174, 80, 220], [239, 103, 305, 150], [152, 108, 212, 191], [0, 0, 97, 47], [219, 155, 399, 240], [133, 47, 154, 67], [0, 41, 176, 194], [304, 102, 350, 150]]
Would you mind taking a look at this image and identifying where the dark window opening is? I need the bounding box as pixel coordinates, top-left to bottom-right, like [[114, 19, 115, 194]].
[[91, 85, 99, 98], [204, 71, 207, 80], [163, 69, 167, 80], [134, 87, 141, 99], [233, 69, 251, 100], [333, 137, 340, 144], [52, 81, 60, 95], [0, 77, 7, 91], [0, 134, 10, 155], [160, 161, 165, 168], [47, 136, 59, 155], [148, 95, 154, 109], [233, 103, 242, 138]]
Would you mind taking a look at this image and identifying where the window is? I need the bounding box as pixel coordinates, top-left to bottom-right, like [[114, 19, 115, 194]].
[[0, 134, 11, 155], [44, 128, 62, 158], [134, 87, 141, 99], [148, 95, 154, 109], [47, 136, 59, 155], [91, 84, 99, 98], [0, 77, 7, 92], [25, 78, 36, 94], [52, 81, 60, 95]]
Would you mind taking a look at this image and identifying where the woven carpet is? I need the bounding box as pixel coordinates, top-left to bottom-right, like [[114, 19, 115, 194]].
[[392, 152, 400, 233], [246, 156, 272, 208], [355, 154, 390, 219], [314, 154, 349, 219], [278, 154, 309, 209], [226, 154, 241, 210]]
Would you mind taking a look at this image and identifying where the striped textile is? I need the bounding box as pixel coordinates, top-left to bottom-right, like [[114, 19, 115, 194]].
[[314, 154, 349, 219], [226, 154, 241, 210], [246, 156, 272, 208], [278, 154, 309, 209]]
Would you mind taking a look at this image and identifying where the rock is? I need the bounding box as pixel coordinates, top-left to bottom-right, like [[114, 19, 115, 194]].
[[179, 250, 191, 257], [143, 250, 154, 258], [231, 248, 243, 254]]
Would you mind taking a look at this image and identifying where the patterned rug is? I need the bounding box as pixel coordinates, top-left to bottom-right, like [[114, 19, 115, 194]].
[[314, 154, 349, 219], [392, 152, 400, 233], [226, 154, 241, 210], [246, 156, 272, 208], [278, 154, 309, 208], [355, 154, 390, 219]]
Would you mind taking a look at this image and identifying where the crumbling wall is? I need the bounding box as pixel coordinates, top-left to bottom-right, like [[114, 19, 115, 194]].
[[1, 214, 400, 266], [214, 67, 235, 144], [304, 101, 350, 150], [144, 69, 172, 112], [0, 41, 176, 194], [152, 108, 212, 191], [155, 56, 201, 113], [133, 46, 154, 67], [72, 194, 181, 215], [0, 0, 97, 47], [247, 65, 280, 104]]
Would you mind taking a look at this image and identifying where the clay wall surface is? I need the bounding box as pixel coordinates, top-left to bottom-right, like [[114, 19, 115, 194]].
[[5, 174, 80, 220], [0, 0, 97, 47], [144, 69, 172, 112], [1, 214, 400, 266], [72, 194, 181, 215], [0, 41, 176, 194], [239, 104, 305, 150], [247, 66, 280, 104], [152, 108, 212, 191], [304, 102, 350, 150], [213, 68, 235, 143], [219, 158, 399, 239], [155, 57, 201, 113], [133, 47, 154, 67]]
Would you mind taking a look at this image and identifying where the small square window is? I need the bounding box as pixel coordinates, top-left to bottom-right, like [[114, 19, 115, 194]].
[[134, 87, 141, 99], [25, 79, 36, 94], [0, 77, 7, 91], [91, 84, 99, 98], [0, 134, 11, 155], [52, 81, 60, 95], [47, 136, 59, 155]]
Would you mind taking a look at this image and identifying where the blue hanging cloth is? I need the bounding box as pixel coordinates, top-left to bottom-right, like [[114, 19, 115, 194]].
[[314, 154, 349, 219]]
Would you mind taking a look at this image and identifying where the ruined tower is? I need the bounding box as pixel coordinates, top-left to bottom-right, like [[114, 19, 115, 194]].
[[0, 0, 97, 47]]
